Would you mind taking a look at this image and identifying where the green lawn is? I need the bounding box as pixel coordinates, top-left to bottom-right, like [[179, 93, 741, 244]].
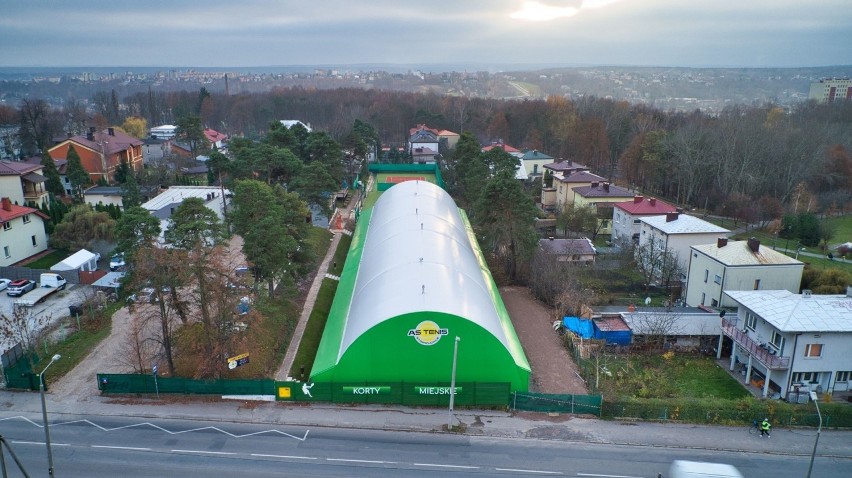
[[584, 355, 750, 400], [23, 249, 69, 269]]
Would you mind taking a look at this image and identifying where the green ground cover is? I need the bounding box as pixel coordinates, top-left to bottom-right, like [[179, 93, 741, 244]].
[[23, 250, 69, 269], [580, 354, 750, 400]]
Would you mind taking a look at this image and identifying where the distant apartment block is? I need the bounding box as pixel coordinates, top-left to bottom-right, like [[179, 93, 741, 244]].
[[809, 78, 852, 104]]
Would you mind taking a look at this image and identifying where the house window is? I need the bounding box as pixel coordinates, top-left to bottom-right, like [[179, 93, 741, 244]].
[[31, 235, 37, 246], [711, 299, 718, 307], [22, 214, 31, 224], [3, 246, 9, 258], [804, 344, 823, 358], [753, 279, 760, 290], [701, 293, 705, 306], [533, 164, 538, 174], [2, 222, 10, 231], [633, 219, 641, 224], [704, 270, 709, 283], [714, 274, 722, 284], [745, 312, 756, 331], [64, 177, 69, 183], [792, 372, 818, 384], [770, 330, 784, 352], [837, 371, 851, 382]]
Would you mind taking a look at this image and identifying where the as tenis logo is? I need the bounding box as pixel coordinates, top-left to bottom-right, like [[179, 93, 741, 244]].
[[407, 320, 448, 346]]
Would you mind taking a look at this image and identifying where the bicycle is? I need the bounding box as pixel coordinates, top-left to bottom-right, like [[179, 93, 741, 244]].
[[747, 419, 759, 435]]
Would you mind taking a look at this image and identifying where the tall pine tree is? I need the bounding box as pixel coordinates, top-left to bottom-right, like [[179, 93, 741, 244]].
[[40, 151, 65, 196], [65, 145, 90, 199]]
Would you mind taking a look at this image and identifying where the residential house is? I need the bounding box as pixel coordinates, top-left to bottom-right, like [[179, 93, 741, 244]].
[[549, 171, 607, 211], [411, 146, 439, 164], [721, 288, 852, 399], [83, 186, 124, 210], [203, 128, 227, 150], [141, 186, 230, 243], [408, 125, 440, 158], [48, 127, 144, 184], [638, 212, 731, 286], [539, 237, 596, 263], [611, 196, 678, 245], [149, 125, 177, 140], [482, 142, 527, 180], [279, 120, 312, 133], [0, 160, 49, 207], [519, 150, 553, 177], [437, 129, 460, 150], [542, 160, 589, 179], [0, 197, 48, 266], [572, 182, 635, 236], [685, 238, 804, 308]]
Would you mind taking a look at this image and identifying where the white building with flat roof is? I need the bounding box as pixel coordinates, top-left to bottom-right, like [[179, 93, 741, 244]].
[[141, 186, 229, 242], [721, 288, 852, 399]]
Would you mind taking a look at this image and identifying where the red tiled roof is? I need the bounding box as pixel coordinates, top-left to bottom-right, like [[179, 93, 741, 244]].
[[482, 143, 520, 153], [409, 124, 441, 136], [0, 160, 41, 176], [613, 196, 678, 215], [0, 200, 48, 222], [59, 129, 143, 155], [204, 128, 227, 143]]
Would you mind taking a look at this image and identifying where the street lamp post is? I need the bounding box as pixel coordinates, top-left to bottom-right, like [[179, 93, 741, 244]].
[[448, 336, 460, 431], [806, 391, 822, 478], [39, 353, 61, 476]]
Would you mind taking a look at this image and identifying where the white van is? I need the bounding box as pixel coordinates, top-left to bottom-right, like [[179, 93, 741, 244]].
[[669, 461, 743, 478], [39, 273, 67, 289]]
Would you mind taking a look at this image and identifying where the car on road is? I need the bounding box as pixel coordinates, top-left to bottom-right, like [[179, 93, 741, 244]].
[[109, 253, 126, 271], [6, 279, 36, 297], [0, 278, 11, 292]]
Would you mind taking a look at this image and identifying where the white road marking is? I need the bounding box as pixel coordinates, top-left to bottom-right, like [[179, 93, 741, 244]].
[[11, 441, 69, 446], [414, 463, 480, 469], [496, 468, 562, 474], [92, 445, 151, 451], [251, 453, 317, 460], [171, 450, 236, 455], [326, 458, 397, 464], [0, 416, 309, 441], [577, 474, 642, 478]]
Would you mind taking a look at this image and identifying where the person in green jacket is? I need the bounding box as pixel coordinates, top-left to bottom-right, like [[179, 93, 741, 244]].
[[760, 417, 772, 437]]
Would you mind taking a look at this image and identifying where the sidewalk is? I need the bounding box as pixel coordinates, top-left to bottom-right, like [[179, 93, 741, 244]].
[[1, 390, 850, 458]]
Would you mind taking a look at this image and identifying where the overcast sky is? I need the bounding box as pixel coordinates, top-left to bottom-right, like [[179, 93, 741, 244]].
[[2, 0, 850, 69]]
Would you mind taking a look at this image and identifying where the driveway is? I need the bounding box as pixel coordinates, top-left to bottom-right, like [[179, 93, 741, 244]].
[[501, 286, 588, 395]]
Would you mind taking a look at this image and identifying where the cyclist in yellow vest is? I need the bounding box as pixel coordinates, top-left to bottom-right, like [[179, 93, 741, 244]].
[[760, 418, 772, 437]]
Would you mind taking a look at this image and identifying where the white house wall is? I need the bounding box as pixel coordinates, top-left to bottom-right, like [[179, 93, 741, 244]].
[[685, 253, 803, 308], [640, 224, 721, 278], [0, 215, 48, 266]]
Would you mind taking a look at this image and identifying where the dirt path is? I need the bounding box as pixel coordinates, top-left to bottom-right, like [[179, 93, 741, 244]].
[[500, 286, 588, 395]]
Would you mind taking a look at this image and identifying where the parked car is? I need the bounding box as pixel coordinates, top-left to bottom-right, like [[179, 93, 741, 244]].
[[0, 278, 11, 292], [109, 253, 126, 271], [127, 287, 157, 304], [6, 279, 36, 297]]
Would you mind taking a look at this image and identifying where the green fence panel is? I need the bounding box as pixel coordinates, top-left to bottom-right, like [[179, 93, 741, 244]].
[[512, 392, 603, 416], [3, 359, 39, 391], [184, 379, 224, 394], [222, 379, 275, 395]]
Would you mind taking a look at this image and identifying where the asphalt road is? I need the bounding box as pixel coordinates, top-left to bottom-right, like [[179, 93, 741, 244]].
[[0, 414, 846, 477]]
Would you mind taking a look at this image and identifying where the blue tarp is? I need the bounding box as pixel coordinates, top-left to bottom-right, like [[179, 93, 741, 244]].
[[563, 316, 595, 339], [562, 316, 633, 346]]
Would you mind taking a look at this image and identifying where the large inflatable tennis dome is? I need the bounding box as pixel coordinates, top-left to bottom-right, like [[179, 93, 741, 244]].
[[310, 180, 530, 391]]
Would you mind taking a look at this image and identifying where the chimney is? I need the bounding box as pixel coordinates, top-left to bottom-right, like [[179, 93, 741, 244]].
[[603, 183, 610, 192], [846, 285, 852, 298], [66, 132, 72, 139], [108, 127, 115, 136], [86, 131, 94, 141], [633, 196, 643, 204], [802, 289, 812, 298], [666, 212, 679, 222], [747, 237, 760, 252], [591, 181, 599, 188], [717, 237, 728, 248], [649, 198, 656, 206], [1, 197, 11, 211], [89, 126, 96, 134], [676, 207, 684, 214]]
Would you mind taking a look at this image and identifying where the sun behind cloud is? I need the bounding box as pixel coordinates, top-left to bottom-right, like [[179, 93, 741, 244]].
[[510, 0, 625, 22]]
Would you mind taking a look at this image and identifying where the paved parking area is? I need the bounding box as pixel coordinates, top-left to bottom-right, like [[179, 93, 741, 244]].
[[0, 283, 93, 355]]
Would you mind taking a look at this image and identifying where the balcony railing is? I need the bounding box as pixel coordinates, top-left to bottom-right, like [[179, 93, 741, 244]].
[[721, 318, 790, 369]]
